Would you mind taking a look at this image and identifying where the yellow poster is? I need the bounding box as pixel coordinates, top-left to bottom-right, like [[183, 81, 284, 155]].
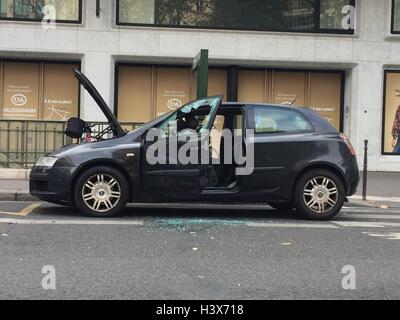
[[1, 62, 40, 120], [42, 63, 79, 121], [309, 73, 342, 130], [155, 68, 191, 117]]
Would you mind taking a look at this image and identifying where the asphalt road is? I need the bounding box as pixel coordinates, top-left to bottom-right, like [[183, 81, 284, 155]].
[[0, 201, 399, 300]]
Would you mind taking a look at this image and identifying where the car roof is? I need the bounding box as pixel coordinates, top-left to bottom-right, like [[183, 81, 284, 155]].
[[222, 102, 302, 110]]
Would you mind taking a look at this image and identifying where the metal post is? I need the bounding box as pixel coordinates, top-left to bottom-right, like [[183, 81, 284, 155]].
[[96, 0, 100, 17], [362, 139, 368, 201], [193, 49, 209, 99]]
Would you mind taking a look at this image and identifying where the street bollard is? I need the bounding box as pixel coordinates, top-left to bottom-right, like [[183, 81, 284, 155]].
[[362, 140, 368, 201]]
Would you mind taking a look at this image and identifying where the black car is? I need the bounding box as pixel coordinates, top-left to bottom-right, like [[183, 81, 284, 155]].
[[30, 69, 359, 220]]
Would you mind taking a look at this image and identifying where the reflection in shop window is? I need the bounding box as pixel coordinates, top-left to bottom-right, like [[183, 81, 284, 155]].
[[320, 0, 354, 30], [117, 0, 354, 34], [0, 0, 81, 22], [393, 0, 400, 33], [118, 0, 155, 24]]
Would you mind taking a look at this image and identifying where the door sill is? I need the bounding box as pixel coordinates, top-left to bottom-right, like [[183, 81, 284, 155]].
[[202, 181, 239, 194]]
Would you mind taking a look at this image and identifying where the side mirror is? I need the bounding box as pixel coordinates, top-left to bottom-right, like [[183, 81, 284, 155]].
[[65, 117, 87, 139]]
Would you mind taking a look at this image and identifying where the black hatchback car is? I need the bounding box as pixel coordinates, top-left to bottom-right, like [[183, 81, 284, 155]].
[[30, 69, 359, 220]]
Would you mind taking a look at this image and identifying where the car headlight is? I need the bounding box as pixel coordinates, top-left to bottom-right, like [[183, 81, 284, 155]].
[[35, 157, 58, 168]]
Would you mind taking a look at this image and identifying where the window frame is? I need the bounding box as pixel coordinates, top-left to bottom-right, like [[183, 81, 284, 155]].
[[246, 105, 315, 136], [116, 0, 356, 35], [0, 0, 83, 24]]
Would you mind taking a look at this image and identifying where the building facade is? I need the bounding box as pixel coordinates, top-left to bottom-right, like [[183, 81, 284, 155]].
[[0, 0, 400, 171]]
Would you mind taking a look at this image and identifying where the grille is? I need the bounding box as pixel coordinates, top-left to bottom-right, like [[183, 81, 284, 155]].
[[33, 181, 48, 192]]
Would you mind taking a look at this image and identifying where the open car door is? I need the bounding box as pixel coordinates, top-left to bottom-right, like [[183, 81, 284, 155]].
[[141, 96, 223, 201], [72, 68, 125, 138]]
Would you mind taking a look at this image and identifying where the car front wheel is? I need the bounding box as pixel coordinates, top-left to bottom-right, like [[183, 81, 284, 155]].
[[74, 166, 129, 217], [294, 169, 345, 220]]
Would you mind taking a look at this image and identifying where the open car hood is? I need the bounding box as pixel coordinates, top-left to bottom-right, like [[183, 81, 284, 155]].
[[73, 68, 125, 137]]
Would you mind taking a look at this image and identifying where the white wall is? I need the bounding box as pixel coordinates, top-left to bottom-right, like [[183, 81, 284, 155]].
[[0, 0, 399, 171]]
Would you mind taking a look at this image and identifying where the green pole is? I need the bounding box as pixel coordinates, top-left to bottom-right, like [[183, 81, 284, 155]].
[[193, 49, 209, 99]]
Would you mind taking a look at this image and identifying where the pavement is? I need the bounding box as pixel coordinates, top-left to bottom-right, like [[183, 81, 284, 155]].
[[1, 171, 399, 208], [0, 171, 399, 299], [0, 201, 400, 299]]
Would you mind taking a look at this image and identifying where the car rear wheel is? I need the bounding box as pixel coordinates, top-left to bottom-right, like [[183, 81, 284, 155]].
[[294, 169, 345, 220], [74, 166, 129, 217]]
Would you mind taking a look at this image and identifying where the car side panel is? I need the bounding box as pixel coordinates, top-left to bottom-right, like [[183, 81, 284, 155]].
[[237, 133, 353, 202]]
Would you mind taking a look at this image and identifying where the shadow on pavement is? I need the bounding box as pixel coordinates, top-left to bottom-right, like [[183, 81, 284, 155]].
[[24, 203, 299, 221]]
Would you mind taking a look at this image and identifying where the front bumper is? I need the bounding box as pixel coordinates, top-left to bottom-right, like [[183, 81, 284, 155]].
[[30, 166, 77, 205]]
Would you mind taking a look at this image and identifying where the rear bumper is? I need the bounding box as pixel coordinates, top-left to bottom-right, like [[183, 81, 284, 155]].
[[339, 156, 360, 197], [29, 166, 76, 205]]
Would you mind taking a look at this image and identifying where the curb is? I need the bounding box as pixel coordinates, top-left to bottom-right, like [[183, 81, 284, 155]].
[[346, 199, 376, 208], [0, 192, 36, 202], [347, 199, 400, 209]]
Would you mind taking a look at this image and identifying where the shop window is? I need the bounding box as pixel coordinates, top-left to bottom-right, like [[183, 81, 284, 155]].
[[273, 71, 307, 106], [237, 69, 344, 131], [309, 72, 342, 130], [0, 60, 79, 121], [238, 70, 266, 103], [0, 0, 81, 23], [118, 0, 155, 24], [42, 63, 79, 121], [155, 67, 191, 117], [117, 66, 153, 123], [207, 69, 227, 100], [117, 0, 355, 34], [1, 62, 40, 119], [116, 65, 228, 123], [383, 71, 400, 155], [392, 0, 400, 33], [320, 0, 354, 31]]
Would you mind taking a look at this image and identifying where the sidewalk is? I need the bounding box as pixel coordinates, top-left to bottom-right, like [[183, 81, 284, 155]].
[[0, 171, 399, 207], [350, 172, 400, 209], [0, 179, 30, 201]]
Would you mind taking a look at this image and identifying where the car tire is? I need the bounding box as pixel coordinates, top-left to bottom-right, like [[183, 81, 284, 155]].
[[74, 166, 129, 217], [294, 169, 345, 220], [268, 202, 294, 211]]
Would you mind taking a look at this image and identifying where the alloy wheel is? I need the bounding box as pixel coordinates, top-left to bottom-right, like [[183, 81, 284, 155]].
[[303, 176, 338, 214], [81, 174, 121, 213]]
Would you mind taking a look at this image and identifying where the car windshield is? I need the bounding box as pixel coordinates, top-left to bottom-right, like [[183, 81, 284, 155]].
[[128, 97, 221, 136], [156, 96, 222, 137]]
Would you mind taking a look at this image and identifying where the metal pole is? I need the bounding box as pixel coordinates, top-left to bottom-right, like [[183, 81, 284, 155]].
[[96, 0, 100, 17], [362, 139, 368, 201], [193, 49, 209, 99]]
